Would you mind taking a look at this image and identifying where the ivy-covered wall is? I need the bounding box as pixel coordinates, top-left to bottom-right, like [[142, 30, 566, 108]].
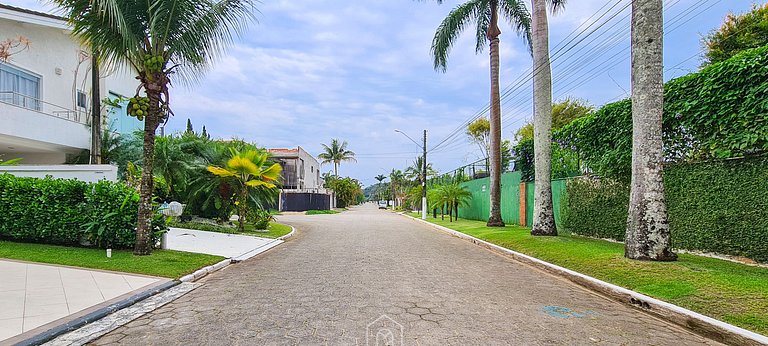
[[561, 156, 768, 262], [556, 45, 768, 178], [0, 174, 165, 249]]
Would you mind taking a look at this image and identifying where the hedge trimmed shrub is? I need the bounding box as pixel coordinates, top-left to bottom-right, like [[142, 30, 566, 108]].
[[0, 174, 165, 249], [561, 156, 768, 262]]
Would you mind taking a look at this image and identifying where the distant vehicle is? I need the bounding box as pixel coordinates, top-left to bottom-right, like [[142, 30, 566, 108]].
[[378, 201, 388, 209]]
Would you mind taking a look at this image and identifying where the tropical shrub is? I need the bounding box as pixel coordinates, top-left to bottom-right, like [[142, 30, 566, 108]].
[[561, 155, 768, 262], [0, 174, 165, 248], [703, 3, 768, 65], [327, 176, 363, 208]]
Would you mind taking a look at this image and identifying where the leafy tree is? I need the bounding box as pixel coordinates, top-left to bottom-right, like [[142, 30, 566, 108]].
[[626, 0, 676, 261], [202, 125, 210, 139], [207, 149, 281, 232], [466, 117, 491, 158], [54, 0, 258, 255], [318, 139, 356, 176], [430, 0, 531, 227], [389, 169, 406, 208], [327, 177, 363, 208], [703, 3, 768, 65]]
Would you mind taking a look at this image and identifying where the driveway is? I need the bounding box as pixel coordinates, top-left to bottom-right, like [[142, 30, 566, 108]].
[[0, 260, 163, 344], [90, 205, 719, 345], [165, 228, 283, 260]]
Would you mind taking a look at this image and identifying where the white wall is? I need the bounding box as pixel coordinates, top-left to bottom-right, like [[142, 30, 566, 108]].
[[0, 164, 118, 182], [297, 147, 322, 189]]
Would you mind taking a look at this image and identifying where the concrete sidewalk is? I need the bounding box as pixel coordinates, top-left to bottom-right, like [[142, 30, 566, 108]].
[[165, 227, 283, 260], [0, 260, 163, 343]]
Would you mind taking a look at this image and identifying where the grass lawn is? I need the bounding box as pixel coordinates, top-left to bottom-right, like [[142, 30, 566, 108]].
[[305, 209, 339, 215], [169, 221, 293, 239], [407, 213, 768, 335], [0, 240, 224, 278]]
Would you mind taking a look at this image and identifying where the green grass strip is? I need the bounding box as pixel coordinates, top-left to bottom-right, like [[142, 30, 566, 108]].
[[0, 240, 224, 278], [408, 213, 768, 335]]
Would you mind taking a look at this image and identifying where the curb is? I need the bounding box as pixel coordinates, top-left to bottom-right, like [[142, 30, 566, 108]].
[[277, 225, 296, 241], [14, 281, 179, 346], [178, 258, 233, 282], [402, 214, 768, 346]]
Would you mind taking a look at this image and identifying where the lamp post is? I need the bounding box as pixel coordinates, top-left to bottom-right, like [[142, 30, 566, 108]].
[[395, 129, 427, 220]]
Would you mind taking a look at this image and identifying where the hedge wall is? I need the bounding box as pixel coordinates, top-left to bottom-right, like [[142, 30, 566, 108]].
[[561, 156, 768, 262], [0, 174, 165, 249], [556, 44, 768, 178]]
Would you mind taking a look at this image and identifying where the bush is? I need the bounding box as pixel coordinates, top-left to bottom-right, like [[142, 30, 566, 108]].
[[561, 156, 768, 262], [0, 174, 165, 249]]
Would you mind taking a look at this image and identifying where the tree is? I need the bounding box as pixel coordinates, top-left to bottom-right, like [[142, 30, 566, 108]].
[[389, 169, 406, 208], [404, 156, 436, 183], [202, 125, 210, 139], [207, 149, 281, 232], [430, 0, 531, 227], [466, 117, 491, 158], [186, 119, 194, 134], [703, 3, 768, 66], [530, 0, 566, 237], [53, 0, 257, 255], [625, 0, 676, 261], [318, 139, 356, 176], [429, 184, 472, 222], [327, 177, 363, 208]]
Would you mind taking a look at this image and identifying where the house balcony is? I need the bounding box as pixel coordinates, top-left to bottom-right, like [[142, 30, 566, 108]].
[[0, 91, 91, 163]]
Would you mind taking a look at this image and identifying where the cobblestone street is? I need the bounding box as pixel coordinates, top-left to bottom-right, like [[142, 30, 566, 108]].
[[91, 205, 719, 345]]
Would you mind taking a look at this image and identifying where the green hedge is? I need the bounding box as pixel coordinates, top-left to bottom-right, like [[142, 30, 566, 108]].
[[556, 45, 768, 178], [561, 156, 768, 262], [0, 174, 165, 249]]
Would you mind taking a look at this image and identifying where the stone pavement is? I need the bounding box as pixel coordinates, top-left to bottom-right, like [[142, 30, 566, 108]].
[[90, 205, 720, 345], [0, 260, 162, 343]]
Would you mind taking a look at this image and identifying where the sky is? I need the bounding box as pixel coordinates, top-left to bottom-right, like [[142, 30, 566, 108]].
[[6, 0, 759, 187]]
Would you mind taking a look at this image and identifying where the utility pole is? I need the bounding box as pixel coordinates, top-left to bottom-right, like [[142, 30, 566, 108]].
[[422, 130, 427, 220]]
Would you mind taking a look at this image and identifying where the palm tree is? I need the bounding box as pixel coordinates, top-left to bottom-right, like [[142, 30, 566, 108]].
[[430, 0, 531, 227], [389, 169, 406, 208], [207, 149, 282, 233], [374, 174, 387, 200], [404, 156, 437, 184], [530, 0, 565, 237], [429, 184, 472, 222], [53, 0, 257, 255], [625, 0, 676, 261], [318, 139, 356, 176]]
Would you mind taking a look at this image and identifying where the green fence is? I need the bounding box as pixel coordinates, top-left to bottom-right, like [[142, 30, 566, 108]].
[[457, 171, 567, 228]]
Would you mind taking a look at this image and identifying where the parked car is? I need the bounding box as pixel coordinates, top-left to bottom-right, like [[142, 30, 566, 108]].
[[378, 201, 388, 209]]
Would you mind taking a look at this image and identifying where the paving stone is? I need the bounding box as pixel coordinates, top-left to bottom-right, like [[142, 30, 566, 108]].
[[89, 205, 722, 345]]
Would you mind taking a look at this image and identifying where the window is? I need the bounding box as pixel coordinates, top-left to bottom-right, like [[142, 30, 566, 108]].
[[76, 90, 87, 109], [0, 62, 41, 110]]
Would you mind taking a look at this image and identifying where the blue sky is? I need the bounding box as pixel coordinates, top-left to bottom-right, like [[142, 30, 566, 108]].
[[8, 0, 758, 186]]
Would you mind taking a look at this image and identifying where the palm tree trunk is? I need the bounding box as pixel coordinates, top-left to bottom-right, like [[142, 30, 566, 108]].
[[625, 0, 676, 261], [90, 51, 101, 164], [134, 89, 161, 256], [334, 162, 339, 176], [486, 0, 505, 227], [531, 0, 557, 236]]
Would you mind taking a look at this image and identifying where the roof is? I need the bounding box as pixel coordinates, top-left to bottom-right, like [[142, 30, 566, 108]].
[[0, 3, 64, 20], [0, 3, 68, 29]]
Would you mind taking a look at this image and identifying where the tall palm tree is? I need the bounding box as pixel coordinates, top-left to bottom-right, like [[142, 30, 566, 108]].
[[389, 169, 406, 208], [374, 174, 387, 200], [625, 0, 676, 261], [207, 149, 282, 233], [530, 0, 565, 237], [318, 139, 356, 176], [431, 0, 531, 227], [53, 0, 257, 255]]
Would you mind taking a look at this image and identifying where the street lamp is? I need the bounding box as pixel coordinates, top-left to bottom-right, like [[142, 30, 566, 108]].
[[395, 129, 427, 220]]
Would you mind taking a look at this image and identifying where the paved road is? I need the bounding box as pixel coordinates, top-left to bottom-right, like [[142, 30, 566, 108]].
[[91, 205, 719, 345]]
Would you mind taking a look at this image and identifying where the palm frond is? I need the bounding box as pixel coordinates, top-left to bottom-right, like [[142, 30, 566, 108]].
[[431, 0, 485, 72]]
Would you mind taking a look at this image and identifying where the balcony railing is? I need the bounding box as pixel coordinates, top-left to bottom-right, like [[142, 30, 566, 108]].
[[0, 91, 87, 124]]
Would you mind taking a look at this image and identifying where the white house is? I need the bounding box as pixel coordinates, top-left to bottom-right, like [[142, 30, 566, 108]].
[[0, 4, 140, 165], [267, 146, 335, 211]]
